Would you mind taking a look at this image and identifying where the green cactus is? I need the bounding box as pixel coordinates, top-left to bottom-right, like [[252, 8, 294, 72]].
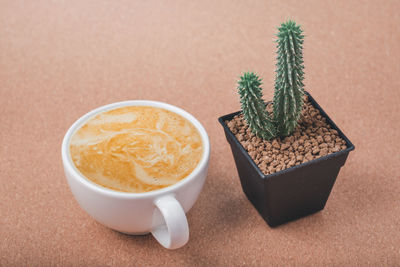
[[238, 72, 276, 140], [273, 20, 305, 136]]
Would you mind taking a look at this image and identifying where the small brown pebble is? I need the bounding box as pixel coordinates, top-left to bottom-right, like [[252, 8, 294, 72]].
[[248, 151, 257, 159], [268, 166, 276, 173], [241, 140, 249, 148], [296, 155, 303, 161], [265, 142, 272, 150], [226, 121, 235, 129], [293, 131, 301, 138], [259, 162, 267, 172], [281, 143, 290, 150], [262, 156, 272, 163], [320, 148, 328, 156], [292, 141, 299, 149], [341, 145, 347, 149], [319, 143, 328, 149], [272, 140, 280, 149], [312, 141, 319, 147], [316, 136, 324, 144], [324, 135, 332, 142], [305, 152, 313, 161], [285, 136, 295, 143], [312, 147, 320, 155]]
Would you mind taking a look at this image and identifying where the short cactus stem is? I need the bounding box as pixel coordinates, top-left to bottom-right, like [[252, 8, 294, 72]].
[[238, 72, 277, 140]]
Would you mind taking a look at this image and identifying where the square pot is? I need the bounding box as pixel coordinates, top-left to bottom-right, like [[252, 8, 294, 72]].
[[218, 92, 355, 227]]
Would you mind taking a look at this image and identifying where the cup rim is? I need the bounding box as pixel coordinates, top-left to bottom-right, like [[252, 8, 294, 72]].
[[61, 100, 210, 199]]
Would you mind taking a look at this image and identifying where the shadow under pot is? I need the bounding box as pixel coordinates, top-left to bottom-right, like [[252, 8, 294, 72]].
[[218, 91, 355, 227]]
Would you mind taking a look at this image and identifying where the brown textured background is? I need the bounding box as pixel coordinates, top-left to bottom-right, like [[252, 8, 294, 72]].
[[1, 0, 399, 266]]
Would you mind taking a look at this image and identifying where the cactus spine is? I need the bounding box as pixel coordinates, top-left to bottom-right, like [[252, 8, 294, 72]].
[[273, 20, 305, 136], [238, 72, 276, 140]]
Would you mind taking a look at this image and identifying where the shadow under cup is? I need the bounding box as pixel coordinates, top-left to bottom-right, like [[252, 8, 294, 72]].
[[61, 100, 210, 249]]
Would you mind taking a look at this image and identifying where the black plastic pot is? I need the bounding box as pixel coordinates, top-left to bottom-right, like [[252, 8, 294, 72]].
[[218, 92, 355, 227]]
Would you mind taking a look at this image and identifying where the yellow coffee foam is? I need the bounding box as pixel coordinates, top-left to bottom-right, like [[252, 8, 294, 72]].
[[69, 106, 203, 193]]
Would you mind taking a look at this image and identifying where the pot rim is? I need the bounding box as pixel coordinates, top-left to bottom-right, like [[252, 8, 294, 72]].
[[218, 91, 355, 179]]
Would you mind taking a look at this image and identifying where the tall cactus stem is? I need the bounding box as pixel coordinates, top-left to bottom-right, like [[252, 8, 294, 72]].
[[273, 20, 305, 136]]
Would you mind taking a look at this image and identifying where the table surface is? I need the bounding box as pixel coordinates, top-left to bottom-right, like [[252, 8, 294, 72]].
[[1, 1, 399, 266]]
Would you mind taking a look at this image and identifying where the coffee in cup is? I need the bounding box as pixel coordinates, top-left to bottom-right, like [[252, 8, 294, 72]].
[[69, 106, 203, 193]]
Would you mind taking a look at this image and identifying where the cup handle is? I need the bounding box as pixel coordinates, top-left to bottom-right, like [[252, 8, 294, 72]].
[[151, 195, 189, 249]]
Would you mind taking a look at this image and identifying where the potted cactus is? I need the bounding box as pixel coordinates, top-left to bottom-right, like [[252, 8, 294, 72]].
[[218, 21, 355, 227]]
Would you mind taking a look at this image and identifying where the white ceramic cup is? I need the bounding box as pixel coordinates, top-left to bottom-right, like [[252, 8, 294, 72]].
[[61, 101, 210, 249]]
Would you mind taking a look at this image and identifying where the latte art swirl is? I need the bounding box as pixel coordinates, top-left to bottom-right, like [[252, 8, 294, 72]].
[[69, 106, 203, 193]]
